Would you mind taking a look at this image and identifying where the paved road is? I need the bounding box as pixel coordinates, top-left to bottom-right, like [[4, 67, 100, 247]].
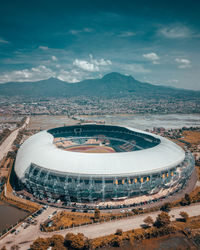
[[0, 117, 30, 162], [1, 203, 200, 250], [0, 129, 19, 162]]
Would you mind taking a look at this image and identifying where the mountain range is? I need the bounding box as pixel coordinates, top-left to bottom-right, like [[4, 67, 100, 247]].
[[0, 72, 199, 99]]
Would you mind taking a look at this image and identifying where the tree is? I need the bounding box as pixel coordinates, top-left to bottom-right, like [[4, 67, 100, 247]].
[[115, 229, 123, 236], [50, 235, 65, 249], [180, 193, 191, 206], [11, 246, 19, 250], [111, 236, 122, 247], [64, 232, 88, 249], [160, 202, 171, 212], [143, 216, 154, 228], [30, 237, 50, 250], [179, 211, 189, 222], [94, 208, 100, 220], [185, 194, 191, 205], [154, 212, 171, 228]]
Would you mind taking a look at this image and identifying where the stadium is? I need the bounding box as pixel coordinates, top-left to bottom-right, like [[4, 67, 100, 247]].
[[14, 124, 194, 204]]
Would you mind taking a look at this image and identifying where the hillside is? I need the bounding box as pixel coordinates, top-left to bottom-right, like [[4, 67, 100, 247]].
[[0, 72, 199, 99]]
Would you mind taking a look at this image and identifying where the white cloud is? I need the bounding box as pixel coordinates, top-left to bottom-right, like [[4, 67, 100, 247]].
[[73, 55, 112, 72], [175, 58, 191, 69], [69, 28, 93, 35], [38, 46, 49, 50], [159, 25, 192, 39], [51, 55, 58, 61], [89, 54, 112, 66], [143, 52, 160, 64], [119, 31, 135, 37], [57, 69, 80, 83], [0, 38, 10, 44], [0, 65, 55, 83], [73, 59, 99, 72]]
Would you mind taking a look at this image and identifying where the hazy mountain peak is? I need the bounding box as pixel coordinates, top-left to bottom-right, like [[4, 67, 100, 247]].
[[102, 72, 134, 81]]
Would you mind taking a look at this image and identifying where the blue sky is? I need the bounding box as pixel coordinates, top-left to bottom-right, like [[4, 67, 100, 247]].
[[0, 0, 200, 90]]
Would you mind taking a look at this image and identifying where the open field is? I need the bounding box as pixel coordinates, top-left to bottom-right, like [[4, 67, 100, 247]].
[[28, 115, 78, 130], [182, 130, 200, 145]]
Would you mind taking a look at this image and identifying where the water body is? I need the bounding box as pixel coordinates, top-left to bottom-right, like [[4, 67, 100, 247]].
[[80, 114, 200, 130], [0, 203, 28, 233]]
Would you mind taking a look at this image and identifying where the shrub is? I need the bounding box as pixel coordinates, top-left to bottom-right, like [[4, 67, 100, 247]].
[[30, 237, 50, 250], [11, 246, 19, 250], [154, 212, 171, 228], [180, 193, 191, 206], [111, 236, 122, 247], [64, 232, 88, 249], [143, 216, 154, 227], [50, 235, 64, 247], [94, 208, 100, 220], [160, 202, 171, 212], [115, 229, 123, 236], [179, 211, 189, 222]]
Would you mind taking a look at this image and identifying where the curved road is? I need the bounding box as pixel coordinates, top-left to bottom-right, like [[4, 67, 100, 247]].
[[0, 203, 200, 250]]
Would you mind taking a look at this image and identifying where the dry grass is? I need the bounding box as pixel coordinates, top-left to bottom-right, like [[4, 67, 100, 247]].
[[182, 131, 200, 145], [42, 210, 132, 232], [172, 215, 200, 231]]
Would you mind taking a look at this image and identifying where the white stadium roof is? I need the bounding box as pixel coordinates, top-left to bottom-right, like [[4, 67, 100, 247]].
[[15, 126, 185, 179]]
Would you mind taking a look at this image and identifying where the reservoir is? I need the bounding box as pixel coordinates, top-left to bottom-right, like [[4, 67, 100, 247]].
[[0, 203, 29, 233]]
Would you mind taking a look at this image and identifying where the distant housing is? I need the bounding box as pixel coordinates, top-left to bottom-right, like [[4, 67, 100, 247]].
[[14, 124, 194, 203]]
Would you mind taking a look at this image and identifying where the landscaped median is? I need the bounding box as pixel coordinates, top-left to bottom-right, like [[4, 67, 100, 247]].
[[29, 212, 200, 250], [40, 208, 133, 232]]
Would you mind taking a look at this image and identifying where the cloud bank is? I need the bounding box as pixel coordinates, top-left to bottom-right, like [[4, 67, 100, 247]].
[[175, 58, 191, 68], [73, 55, 112, 72], [143, 53, 160, 64], [0, 65, 55, 83]]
